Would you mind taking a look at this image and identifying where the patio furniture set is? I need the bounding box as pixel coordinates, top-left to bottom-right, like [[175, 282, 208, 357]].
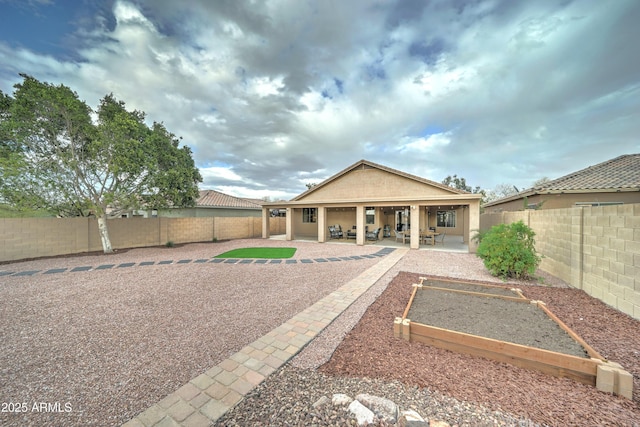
[[395, 226, 445, 246], [328, 225, 445, 246], [328, 225, 378, 240]]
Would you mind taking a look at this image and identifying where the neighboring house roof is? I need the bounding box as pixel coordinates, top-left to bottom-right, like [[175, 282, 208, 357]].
[[242, 197, 265, 206], [291, 159, 468, 201], [197, 190, 262, 210], [484, 154, 640, 207]]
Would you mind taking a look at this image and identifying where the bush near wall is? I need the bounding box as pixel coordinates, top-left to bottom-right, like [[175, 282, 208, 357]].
[[480, 204, 640, 321], [476, 221, 541, 280]]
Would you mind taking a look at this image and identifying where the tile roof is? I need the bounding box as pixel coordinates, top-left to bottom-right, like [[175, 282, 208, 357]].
[[483, 154, 640, 207], [197, 190, 262, 209], [534, 154, 640, 191]]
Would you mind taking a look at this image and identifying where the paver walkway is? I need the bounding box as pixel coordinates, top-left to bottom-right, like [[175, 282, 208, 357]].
[[0, 247, 397, 277], [122, 247, 408, 427]]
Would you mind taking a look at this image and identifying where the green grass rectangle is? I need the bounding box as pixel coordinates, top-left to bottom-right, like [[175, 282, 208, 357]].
[[214, 247, 297, 259]]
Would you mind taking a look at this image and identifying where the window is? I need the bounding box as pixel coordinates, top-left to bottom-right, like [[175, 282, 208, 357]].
[[302, 208, 317, 223], [366, 207, 375, 224], [437, 210, 456, 228]]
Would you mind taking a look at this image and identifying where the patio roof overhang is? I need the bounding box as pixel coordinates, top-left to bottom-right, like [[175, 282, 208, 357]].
[[262, 193, 482, 209]]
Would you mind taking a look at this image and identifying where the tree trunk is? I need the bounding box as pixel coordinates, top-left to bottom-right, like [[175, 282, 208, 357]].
[[97, 215, 114, 253]]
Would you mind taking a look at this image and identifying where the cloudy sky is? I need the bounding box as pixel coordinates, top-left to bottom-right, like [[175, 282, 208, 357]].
[[1, 0, 639, 200]]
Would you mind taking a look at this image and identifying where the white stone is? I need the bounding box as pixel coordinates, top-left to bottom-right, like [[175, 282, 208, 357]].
[[348, 400, 375, 426], [401, 409, 424, 422], [356, 393, 399, 423], [332, 393, 353, 406]]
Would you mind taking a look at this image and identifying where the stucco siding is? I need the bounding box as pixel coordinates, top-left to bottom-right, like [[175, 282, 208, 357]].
[[300, 168, 453, 202]]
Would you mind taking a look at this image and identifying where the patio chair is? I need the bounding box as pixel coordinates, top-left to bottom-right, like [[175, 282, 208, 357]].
[[366, 227, 381, 241], [395, 230, 405, 243], [328, 226, 342, 239], [422, 234, 435, 245], [435, 232, 446, 245]]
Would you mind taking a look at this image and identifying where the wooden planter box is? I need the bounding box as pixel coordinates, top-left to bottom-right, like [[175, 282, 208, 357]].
[[394, 277, 633, 399]]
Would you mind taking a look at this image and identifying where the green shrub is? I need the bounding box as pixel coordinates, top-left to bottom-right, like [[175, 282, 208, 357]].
[[165, 240, 175, 248], [476, 221, 541, 280]]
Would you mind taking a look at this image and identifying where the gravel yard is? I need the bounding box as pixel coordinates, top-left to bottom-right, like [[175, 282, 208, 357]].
[[2, 241, 639, 427], [0, 239, 382, 427], [221, 250, 640, 427]]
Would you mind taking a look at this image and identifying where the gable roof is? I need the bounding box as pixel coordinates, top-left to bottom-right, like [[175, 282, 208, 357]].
[[291, 159, 468, 201], [197, 190, 262, 209], [484, 154, 640, 207], [535, 154, 640, 191]]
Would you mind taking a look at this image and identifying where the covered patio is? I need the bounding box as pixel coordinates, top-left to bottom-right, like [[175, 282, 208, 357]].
[[270, 232, 469, 252], [263, 160, 482, 252]]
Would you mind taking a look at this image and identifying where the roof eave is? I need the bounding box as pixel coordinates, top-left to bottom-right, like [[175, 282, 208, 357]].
[[483, 186, 640, 207], [263, 193, 482, 208]]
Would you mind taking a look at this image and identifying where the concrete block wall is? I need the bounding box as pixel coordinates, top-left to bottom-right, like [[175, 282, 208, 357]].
[[214, 217, 261, 240], [95, 218, 164, 250], [164, 217, 214, 244], [0, 217, 89, 260], [480, 203, 640, 320], [529, 208, 583, 288], [269, 217, 286, 235], [581, 204, 640, 319], [0, 216, 285, 263]]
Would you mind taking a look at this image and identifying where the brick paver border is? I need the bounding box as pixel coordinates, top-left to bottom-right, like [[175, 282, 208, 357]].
[[122, 247, 408, 427]]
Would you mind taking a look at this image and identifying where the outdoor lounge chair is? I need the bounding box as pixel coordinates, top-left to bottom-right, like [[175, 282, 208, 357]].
[[365, 227, 381, 241], [328, 225, 343, 239]]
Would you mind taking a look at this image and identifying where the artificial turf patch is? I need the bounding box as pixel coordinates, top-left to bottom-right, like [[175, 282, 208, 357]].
[[214, 247, 297, 259]]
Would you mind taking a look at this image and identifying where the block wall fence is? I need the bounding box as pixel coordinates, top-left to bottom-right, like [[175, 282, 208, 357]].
[[0, 216, 286, 262], [480, 203, 640, 321]]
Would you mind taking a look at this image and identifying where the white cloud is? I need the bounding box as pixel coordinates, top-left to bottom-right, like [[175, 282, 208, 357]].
[[398, 132, 452, 154], [1, 0, 639, 200], [199, 166, 243, 183]]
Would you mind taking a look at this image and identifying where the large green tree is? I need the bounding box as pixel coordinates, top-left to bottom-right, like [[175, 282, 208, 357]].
[[442, 174, 487, 202], [0, 75, 202, 253]]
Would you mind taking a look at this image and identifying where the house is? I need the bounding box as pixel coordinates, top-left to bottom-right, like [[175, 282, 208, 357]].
[[157, 189, 262, 218], [483, 154, 640, 212], [261, 159, 482, 251]]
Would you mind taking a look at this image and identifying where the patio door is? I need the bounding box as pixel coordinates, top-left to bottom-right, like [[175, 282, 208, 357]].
[[395, 210, 410, 231]]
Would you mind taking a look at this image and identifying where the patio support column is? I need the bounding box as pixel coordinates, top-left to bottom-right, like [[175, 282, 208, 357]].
[[409, 205, 420, 249], [356, 205, 365, 246], [317, 206, 326, 243], [468, 200, 480, 252], [262, 207, 270, 239], [286, 208, 294, 241]]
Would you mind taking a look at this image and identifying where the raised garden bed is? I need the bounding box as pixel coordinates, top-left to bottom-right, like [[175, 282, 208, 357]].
[[394, 277, 633, 399]]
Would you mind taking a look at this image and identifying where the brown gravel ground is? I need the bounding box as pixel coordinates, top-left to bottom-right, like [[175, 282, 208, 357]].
[[3, 241, 640, 426], [0, 239, 382, 427], [319, 271, 640, 426]]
